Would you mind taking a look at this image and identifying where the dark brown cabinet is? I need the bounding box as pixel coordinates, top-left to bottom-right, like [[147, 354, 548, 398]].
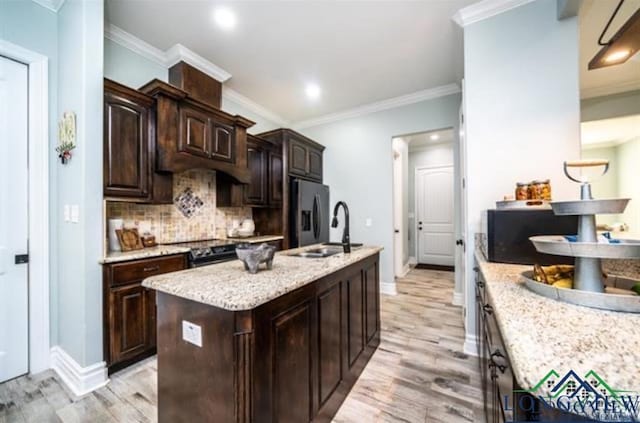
[[288, 136, 324, 182], [156, 253, 380, 423], [179, 105, 210, 158], [104, 79, 154, 199], [243, 135, 283, 208], [104, 254, 187, 373], [178, 104, 236, 163]]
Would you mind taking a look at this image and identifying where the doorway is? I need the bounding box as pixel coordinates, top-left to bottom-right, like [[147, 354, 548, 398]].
[[0, 55, 29, 383], [392, 128, 457, 276], [416, 165, 455, 267]]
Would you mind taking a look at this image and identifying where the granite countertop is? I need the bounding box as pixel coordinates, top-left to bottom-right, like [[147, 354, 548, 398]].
[[226, 235, 284, 244], [142, 245, 383, 311], [475, 250, 640, 399], [100, 245, 190, 264]]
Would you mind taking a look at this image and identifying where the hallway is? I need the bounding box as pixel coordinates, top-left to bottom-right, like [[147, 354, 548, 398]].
[[0, 269, 482, 422]]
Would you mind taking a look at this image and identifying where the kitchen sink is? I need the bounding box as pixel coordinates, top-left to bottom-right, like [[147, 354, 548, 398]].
[[322, 242, 363, 249], [290, 247, 343, 258]]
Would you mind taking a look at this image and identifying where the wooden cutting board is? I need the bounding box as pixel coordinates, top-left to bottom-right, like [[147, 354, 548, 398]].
[[116, 228, 144, 251]]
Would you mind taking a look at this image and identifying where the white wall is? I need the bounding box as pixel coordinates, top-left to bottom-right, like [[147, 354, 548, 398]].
[[581, 90, 640, 122], [104, 38, 280, 134], [299, 93, 461, 289], [56, 0, 104, 367], [463, 0, 580, 352], [408, 142, 454, 258], [616, 138, 640, 234]]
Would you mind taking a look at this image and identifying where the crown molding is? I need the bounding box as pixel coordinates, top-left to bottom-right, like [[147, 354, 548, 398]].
[[105, 24, 288, 124], [31, 0, 65, 12], [223, 87, 289, 127], [165, 44, 231, 83], [452, 0, 535, 27], [581, 80, 640, 99], [104, 23, 167, 66], [293, 83, 461, 130]]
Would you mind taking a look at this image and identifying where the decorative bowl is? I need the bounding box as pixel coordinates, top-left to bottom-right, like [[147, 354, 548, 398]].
[[236, 243, 276, 274]]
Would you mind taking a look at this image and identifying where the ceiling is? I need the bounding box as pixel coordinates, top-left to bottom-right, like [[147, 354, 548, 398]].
[[105, 0, 477, 123], [398, 128, 454, 151], [579, 0, 640, 98], [581, 114, 640, 148]]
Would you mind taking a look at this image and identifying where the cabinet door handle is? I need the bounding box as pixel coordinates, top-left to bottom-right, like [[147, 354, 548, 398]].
[[143, 266, 160, 272], [477, 280, 485, 288], [483, 304, 493, 314], [473, 266, 480, 272]]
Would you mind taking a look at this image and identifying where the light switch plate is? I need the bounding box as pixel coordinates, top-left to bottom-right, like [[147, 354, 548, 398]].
[[70, 205, 79, 223], [0, 246, 6, 275], [365, 218, 373, 227], [182, 320, 202, 347], [64, 205, 70, 222]]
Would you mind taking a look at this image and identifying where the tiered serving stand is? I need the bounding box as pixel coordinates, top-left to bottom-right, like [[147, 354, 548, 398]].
[[521, 160, 640, 313]]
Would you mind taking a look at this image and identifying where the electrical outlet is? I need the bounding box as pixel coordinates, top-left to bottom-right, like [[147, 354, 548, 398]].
[[70, 205, 79, 223], [182, 320, 202, 347], [365, 218, 373, 227], [64, 205, 70, 222]]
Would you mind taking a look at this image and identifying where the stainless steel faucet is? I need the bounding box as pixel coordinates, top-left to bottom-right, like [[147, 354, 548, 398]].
[[331, 201, 351, 253]]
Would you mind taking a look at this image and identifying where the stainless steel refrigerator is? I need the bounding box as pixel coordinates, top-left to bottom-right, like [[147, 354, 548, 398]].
[[290, 179, 330, 247]]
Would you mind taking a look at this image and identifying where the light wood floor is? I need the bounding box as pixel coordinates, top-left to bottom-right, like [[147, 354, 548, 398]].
[[0, 269, 483, 423]]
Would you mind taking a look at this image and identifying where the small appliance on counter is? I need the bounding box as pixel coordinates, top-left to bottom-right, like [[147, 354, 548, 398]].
[[290, 179, 330, 247], [482, 209, 578, 265]]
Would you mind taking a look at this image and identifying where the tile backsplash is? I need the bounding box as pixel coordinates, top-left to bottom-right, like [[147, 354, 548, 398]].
[[106, 169, 252, 244]]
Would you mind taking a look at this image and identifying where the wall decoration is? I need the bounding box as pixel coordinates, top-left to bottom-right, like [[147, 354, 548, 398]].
[[56, 111, 76, 164], [174, 187, 204, 218]]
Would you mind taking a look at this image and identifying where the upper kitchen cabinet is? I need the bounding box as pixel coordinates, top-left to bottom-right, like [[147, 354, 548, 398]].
[[140, 78, 254, 184], [104, 79, 173, 203], [244, 135, 283, 207], [258, 128, 325, 182], [103, 79, 153, 199]]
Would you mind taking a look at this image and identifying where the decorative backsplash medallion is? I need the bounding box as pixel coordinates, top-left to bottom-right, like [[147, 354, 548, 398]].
[[106, 169, 252, 243], [174, 187, 204, 218]]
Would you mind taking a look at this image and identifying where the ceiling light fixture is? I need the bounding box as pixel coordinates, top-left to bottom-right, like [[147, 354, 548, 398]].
[[430, 134, 440, 141], [305, 83, 321, 100], [589, 1, 640, 70], [214, 7, 237, 30]]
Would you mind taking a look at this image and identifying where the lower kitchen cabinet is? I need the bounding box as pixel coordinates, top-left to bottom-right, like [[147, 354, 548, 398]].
[[475, 266, 595, 423], [103, 254, 187, 373]]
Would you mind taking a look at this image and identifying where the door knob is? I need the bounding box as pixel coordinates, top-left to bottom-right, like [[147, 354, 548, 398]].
[[456, 239, 464, 246]]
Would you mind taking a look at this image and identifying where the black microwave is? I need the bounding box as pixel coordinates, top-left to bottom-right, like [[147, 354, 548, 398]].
[[483, 209, 578, 265]]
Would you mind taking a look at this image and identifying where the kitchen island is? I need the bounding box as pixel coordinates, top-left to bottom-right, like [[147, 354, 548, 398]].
[[143, 245, 382, 423]]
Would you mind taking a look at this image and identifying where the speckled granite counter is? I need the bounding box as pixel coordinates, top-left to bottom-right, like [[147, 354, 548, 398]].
[[142, 245, 383, 311], [226, 235, 284, 244], [100, 245, 190, 264], [475, 250, 640, 396]]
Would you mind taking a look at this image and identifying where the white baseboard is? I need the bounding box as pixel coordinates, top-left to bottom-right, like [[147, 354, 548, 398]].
[[452, 291, 464, 306], [400, 263, 410, 277], [463, 333, 479, 357], [50, 346, 109, 397], [408, 256, 417, 265], [380, 281, 398, 296]]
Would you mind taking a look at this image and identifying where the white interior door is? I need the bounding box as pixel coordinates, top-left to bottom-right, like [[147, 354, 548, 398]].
[[416, 166, 455, 266], [0, 56, 29, 383]]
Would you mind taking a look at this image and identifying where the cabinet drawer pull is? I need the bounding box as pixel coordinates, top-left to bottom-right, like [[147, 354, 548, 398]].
[[483, 304, 493, 314], [143, 266, 161, 272]]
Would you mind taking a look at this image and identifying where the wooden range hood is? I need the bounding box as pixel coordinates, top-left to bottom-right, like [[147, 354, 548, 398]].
[[140, 62, 255, 184]]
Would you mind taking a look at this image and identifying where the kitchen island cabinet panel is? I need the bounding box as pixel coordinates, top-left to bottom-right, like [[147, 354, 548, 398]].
[[272, 301, 313, 423], [365, 262, 379, 344], [347, 271, 365, 367], [150, 251, 380, 423], [317, 282, 343, 406]]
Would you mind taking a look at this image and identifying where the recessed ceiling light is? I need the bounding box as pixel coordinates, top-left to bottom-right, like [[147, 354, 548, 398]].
[[214, 7, 237, 30], [430, 134, 440, 141], [305, 83, 321, 100]]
